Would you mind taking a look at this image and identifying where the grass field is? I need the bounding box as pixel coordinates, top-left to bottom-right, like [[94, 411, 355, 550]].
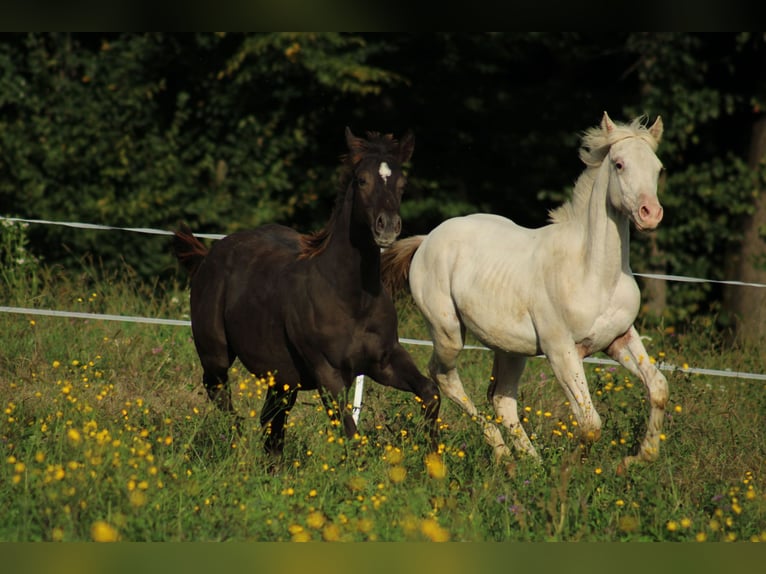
[[1, 243, 765, 543]]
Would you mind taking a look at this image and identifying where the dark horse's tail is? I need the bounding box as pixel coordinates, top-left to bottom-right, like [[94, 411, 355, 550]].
[[173, 223, 209, 278], [380, 235, 425, 296]]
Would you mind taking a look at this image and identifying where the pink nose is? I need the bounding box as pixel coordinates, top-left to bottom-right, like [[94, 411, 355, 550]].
[[637, 201, 663, 229]]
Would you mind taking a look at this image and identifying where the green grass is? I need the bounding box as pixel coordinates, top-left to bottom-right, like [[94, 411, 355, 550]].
[[1, 257, 765, 542]]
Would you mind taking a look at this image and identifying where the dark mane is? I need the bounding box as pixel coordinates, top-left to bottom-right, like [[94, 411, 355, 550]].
[[299, 132, 401, 259]]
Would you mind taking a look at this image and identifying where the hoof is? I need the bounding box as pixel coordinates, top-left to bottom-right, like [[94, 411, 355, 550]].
[[617, 455, 638, 476]]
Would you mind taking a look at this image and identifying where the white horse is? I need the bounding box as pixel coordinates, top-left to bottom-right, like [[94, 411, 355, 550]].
[[381, 112, 668, 471]]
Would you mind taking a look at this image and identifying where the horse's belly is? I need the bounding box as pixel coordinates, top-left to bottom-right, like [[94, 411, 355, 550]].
[[460, 304, 541, 356]]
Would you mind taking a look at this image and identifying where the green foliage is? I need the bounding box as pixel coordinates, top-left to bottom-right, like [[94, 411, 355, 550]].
[[0, 217, 42, 298], [0, 33, 403, 278], [2, 33, 766, 323]]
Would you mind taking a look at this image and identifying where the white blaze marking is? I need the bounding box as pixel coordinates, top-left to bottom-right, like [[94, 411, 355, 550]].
[[379, 161, 392, 183]]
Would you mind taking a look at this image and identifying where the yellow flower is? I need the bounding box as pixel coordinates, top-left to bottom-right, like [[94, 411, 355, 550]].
[[288, 524, 311, 542], [695, 532, 707, 542], [680, 517, 692, 529], [67, 428, 82, 444], [306, 511, 326, 530], [322, 523, 341, 542], [129, 490, 147, 508], [388, 465, 407, 484], [355, 518, 374, 534], [51, 527, 64, 542], [617, 516, 638, 533], [347, 476, 367, 492], [420, 518, 450, 542], [91, 520, 119, 542], [666, 520, 679, 532], [425, 453, 446, 480], [386, 447, 404, 465]]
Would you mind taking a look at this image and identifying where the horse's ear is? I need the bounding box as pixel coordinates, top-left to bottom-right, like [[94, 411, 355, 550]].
[[602, 111, 616, 133], [345, 126, 361, 152], [399, 130, 415, 164], [345, 126, 366, 163], [648, 115, 663, 144]]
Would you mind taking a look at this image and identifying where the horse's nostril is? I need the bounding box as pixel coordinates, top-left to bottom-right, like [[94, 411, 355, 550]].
[[639, 203, 663, 223], [376, 214, 386, 232]]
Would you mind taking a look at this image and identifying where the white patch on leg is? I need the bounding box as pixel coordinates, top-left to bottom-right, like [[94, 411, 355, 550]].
[[378, 161, 391, 183]]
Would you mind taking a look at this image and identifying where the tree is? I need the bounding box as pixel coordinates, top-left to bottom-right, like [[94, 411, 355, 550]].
[[723, 36, 766, 344]]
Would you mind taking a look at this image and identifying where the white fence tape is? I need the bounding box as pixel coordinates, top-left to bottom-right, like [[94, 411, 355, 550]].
[[2, 305, 764, 382], [1, 216, 225, 239], [3, 215, 766, 289]]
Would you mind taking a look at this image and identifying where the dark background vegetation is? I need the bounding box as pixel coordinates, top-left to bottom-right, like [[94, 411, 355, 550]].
[[2, 33, 766, 340]]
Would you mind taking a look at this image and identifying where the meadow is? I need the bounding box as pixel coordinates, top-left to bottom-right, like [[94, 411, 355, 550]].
[[1, 225, 765, 543]]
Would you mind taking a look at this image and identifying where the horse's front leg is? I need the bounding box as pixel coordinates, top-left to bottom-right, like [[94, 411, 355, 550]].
[[367, 344, 441, 450], [606, 326, 669, 471], [261, 385, 299, 458], [543, 342, 603, 447], [314, 365, 359, 441]]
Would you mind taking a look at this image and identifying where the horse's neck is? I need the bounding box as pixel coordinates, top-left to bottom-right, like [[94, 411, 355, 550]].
[[582, 162, 631, 281], [320, 203, 381, 296]]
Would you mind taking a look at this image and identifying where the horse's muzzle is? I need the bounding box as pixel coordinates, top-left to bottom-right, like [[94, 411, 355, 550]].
[[374, 213, 402, 247], [633, 199, 663, 231]]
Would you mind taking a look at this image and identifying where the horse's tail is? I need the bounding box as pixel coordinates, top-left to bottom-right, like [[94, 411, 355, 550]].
[[380, 235, 425, 296], [173, 223, 208, 278]]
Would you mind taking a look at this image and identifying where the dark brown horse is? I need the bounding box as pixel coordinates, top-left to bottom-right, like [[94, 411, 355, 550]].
[[173, 128, 440, 457]]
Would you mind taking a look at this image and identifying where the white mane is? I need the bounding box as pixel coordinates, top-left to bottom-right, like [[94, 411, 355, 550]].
[[548, 116, 661, 224]]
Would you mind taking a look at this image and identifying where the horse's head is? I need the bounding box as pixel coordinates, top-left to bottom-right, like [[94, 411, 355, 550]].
[[345, 127, 415, 248], [603, 112, 664, 232]]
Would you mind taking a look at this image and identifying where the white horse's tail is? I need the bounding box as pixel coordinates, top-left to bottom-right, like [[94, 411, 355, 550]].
[[380, 235, 425, 296]]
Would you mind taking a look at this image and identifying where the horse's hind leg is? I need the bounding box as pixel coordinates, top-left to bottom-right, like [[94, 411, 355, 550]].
[[606, 326, 669, 471], [425, 316, 509, 463], [198, 347, 237, 414], [490, 352, 539, 461]]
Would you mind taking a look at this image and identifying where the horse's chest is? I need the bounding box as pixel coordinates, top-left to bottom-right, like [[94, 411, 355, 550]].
[[574, 279, 640, 351], [291, 295, 393, 363]]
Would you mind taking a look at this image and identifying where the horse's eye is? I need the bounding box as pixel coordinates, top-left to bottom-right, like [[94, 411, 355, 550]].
[[357, 176, 368, 187], [614, 160, 624, 171]]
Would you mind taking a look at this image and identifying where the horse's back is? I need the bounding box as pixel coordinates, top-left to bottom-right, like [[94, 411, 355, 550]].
[[413, 213, 533, 280]]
